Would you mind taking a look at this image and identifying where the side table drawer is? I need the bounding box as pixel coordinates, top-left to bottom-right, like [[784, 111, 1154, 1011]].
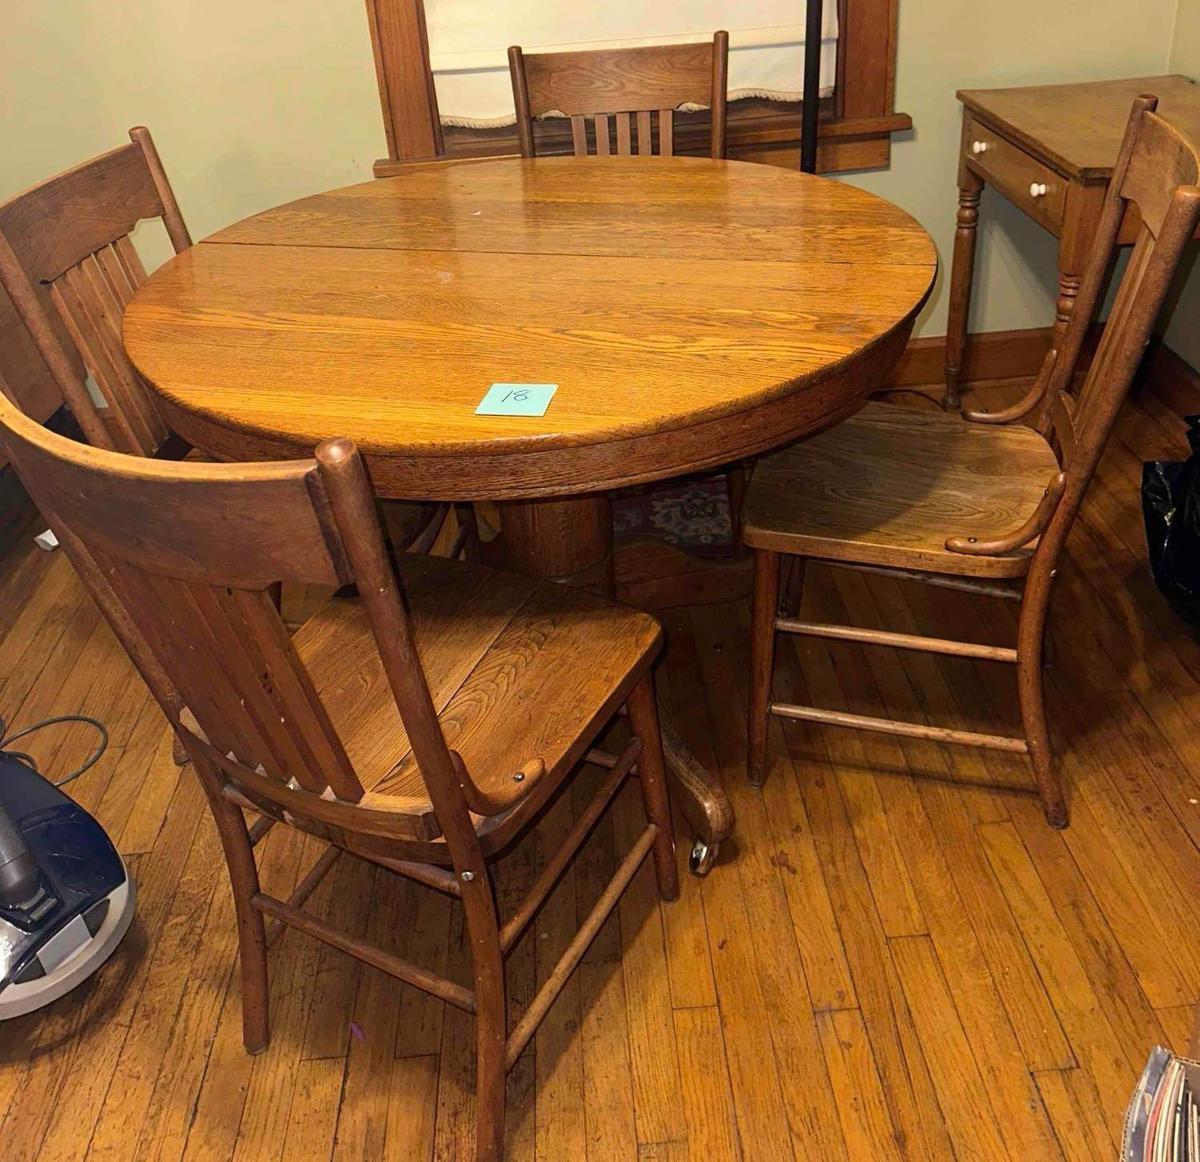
[[963, 112, 1066, 228]]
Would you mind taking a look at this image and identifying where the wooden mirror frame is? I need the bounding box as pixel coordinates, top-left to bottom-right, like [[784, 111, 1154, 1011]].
[[366, 0, 910, 175]]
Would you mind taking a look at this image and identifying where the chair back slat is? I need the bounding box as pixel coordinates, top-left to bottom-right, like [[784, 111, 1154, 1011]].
[[616, 111, 633, 155], [94, 243, 137, 307], [0, 128, 191, 456], [636, 110, 653, 155], [0, 395, 478, 848], [51, 258, 170, 453], [594, 113, 611, 156], [509, 33, 728, 160], [570, 115, 588, 156], [114, 235, 150, 286], [659, 109, 675, 155]]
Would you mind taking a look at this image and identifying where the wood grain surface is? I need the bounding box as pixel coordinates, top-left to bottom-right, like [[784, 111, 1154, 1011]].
[[6, 371, 1200, 1160], [957, 74, 1200, 180], [742, 401, 1060, 578], [123, 156, 935, 500]]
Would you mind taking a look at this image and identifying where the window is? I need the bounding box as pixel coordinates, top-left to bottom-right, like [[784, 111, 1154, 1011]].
[[366, 0, 907, 173]]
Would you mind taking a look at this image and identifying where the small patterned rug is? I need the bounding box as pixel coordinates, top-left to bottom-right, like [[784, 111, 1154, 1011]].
[[612, 477, 738, 560]]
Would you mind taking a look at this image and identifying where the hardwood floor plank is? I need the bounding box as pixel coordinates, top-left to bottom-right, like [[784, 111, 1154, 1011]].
[[1154, 1005, 1198, 1056], [117, 728, 184, 856], [772, 703, 950, 1160], [691, 609, 853, 1159], [708, 608, 857, 1014], [578, 961, 639, 1160], [383, 1055, 439, 1162], [976, 820, 1145, 1118], [611, 782, 686, 1149], [279, 1058, 341, 1162], [660, 631, 793, 1161], [815, 1009, 904, 1162], [1005, 793, 1173, 1057], [672, 1006, 739, 1162], [181, 979, 258, 1162], [531, 792, 587, 1162], [299, 854, 373, 1063], [0, 553, 85, 712], [333, 869, 421, 1162], [1034, 1068, 1120, 1162], [768, 584, 927, 939], [827, 568, 1075, 1073], [889, 935, 1015, 1162]]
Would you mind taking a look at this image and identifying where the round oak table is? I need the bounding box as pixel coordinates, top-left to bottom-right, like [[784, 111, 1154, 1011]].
[[124, 155, 936, 873]]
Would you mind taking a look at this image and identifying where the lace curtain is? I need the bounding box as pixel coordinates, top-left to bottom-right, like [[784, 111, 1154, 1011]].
[[426, 1, 839, 127]]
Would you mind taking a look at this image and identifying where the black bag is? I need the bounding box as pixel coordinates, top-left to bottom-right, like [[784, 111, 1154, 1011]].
[[1142, 414, 1200, 625]]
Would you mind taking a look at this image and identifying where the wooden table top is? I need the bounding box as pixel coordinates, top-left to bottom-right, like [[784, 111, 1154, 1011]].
[[124, 156, 935, 500], [959, 74, 1200, 181]]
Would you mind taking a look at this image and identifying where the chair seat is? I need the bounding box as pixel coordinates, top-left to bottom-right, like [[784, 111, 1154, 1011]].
[[292, 553, 661, 852], [741, 402, 1061, 579]]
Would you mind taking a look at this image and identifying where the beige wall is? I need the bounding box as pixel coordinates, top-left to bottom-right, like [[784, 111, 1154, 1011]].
[[1163, 1, 1200, 368], [0, 1, 1185, 340], [1, 1, 387, 270]]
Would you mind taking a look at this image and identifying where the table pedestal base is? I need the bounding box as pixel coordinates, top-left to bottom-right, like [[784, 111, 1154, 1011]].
[[490, 496, 735, 875]]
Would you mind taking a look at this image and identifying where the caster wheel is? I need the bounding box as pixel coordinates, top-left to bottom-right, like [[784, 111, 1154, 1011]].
[[689, 839, 719, 877]]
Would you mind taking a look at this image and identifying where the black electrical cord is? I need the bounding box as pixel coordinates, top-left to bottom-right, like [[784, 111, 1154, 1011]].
[[0, 713, 109, 788]]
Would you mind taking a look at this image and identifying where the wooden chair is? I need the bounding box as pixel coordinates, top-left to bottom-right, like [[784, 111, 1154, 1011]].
[[742, 96, 1200, 828], [508, 34, 745, 544], [508, 32, 728, 160], [0, 393, 678, 1162], [0, 128, 465, 555], [0, 127, 190, 458]]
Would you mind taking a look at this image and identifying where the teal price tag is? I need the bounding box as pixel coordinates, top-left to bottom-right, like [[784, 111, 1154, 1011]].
[[475, 383, 558, 417]]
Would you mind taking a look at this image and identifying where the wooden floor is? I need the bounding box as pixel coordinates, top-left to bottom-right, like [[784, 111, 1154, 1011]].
[[2, 376, 1200, 1161]]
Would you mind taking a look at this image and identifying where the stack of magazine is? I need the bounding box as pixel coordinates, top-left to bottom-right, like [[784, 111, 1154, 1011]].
[[1125, 1046, 1200, 1160]]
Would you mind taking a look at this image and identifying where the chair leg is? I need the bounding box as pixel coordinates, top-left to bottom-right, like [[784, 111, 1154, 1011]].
[[778, 556, 807, 618], [1017, 587, 1068, 829], [725, 464, 747, 547], [462, 870, 507, 1161], [626, 674, 680, 902], [748, 550, 781, 787], [455, 502, 482, 562], [194, 757, 270, 1052]]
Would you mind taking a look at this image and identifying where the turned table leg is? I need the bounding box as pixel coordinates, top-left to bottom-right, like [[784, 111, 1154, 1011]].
[[942, 170, 984, 411], [493, 494, 735, 875]]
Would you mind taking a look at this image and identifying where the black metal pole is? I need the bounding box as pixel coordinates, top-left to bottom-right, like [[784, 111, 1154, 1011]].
[[800, 0, 824, 173]]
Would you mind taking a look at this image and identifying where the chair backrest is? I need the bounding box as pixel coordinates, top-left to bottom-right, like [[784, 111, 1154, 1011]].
[[949, 97, 1200, 568], [0, 127, 191, 458], [508, 32, 728, 160], [0, 392, 482, 851]]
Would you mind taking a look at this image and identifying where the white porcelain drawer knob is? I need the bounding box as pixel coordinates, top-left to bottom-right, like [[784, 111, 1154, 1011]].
[[1030, 182, 1047, 197], [971, 140, 989, 155]]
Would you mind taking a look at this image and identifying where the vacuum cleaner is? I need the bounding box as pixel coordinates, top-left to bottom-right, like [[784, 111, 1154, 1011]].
[[0, 742, 134, 1018]]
